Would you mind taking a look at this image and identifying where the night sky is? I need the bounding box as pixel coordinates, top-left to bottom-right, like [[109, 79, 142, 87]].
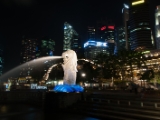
[[0, 0, 160, 72]]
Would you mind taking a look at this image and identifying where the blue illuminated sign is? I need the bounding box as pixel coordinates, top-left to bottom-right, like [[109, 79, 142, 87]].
[[84, 41, 107, 48]]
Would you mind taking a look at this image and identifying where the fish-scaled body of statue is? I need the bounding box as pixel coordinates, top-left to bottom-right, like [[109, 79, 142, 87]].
[[62, 50, 78, 85]]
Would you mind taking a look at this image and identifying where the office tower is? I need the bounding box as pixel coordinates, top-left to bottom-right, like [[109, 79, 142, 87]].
[[71, 35, 80, 53], [40, 38, 55, 56], [129, 0, 153, 51], [84, 40, 108, 60], [115, 27, 126, 51], [122, 3, 129, 50], [96, 19, 115, 55], [0, 45, 4, 76], [20, 38, 39, 77], [106, 25, 115, 55], [87, 27, 96, 40], [63, 22, 78, 51], [155, 5, 160, 49], [20, 38, 39, 63], [96, 19, 108, 41]]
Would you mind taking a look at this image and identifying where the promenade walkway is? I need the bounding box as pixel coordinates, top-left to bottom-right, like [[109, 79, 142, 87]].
[[1, 89, 160, 120], [68, 89, 160, 119]]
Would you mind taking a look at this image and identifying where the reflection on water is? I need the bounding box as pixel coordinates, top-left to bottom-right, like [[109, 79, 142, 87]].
[[0, 104, 35, 114], [0, 104, 44, 120], [1, 105, 7, 113], [0, 104, 101, 120]]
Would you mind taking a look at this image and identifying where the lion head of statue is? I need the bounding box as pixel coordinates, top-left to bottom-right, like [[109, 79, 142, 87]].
[[62, 50, 77, 72]]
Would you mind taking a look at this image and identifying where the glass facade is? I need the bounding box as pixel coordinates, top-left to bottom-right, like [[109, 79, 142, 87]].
[[20, 38, 39, 77], [122, 3, 129, 50], [84, 41, 109, 60], [20, 38, 39, 63], [129, 0, 153, 51], [86, 19, 116, 56], [155, 5, 160, 49], [96, 20, 115, 55], [115, 27, 126, 52], [106, 25, 115, 55], [0, 45, 4, 76], [40, 39, 55, 56], [63, 22, 78, 51], [71, 35, 80, 53], [87, 27, 96, 40]]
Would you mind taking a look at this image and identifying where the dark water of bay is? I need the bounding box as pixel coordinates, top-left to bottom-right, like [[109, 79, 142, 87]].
[[0, 103, 44, 120], [0, 104, 101, 120]]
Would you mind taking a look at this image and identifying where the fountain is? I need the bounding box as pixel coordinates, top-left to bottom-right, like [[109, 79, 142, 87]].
[[53, 50, 84, 92], [0, 50, 84, 92], [0, 56, 62, 82]]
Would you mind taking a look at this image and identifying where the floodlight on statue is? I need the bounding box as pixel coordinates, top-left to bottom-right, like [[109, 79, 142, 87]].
[[53, 50, 84, 92]]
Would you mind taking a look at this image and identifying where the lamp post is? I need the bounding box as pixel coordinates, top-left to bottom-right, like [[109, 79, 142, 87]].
[[81, 73, 86, 86]]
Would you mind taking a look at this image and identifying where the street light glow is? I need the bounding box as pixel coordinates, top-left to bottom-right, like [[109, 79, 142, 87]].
[[82, 73, 86, 77]]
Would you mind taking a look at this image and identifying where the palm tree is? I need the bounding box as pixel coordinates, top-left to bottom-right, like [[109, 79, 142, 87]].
[[104, 54, 119, 80], [116, 50, 129, 80], [95, 53, 108, 79], [116, 50, 146, 81], [95, 53, 108, 66], [135, 51, 147, 84], [126, 50, 140, 81]]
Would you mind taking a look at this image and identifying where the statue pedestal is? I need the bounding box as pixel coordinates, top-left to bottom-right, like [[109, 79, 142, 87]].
[[53, 85, 84, 93], [44, 92, 83, 112]]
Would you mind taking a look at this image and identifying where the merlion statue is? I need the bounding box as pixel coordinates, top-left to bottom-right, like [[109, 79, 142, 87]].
[[62, 50, 78, 85], [53, 50, 84, 92]]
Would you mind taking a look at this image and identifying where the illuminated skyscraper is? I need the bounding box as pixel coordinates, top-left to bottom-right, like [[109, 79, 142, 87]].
[[106, 25, 115, 55], [129, 0, 153, 51], [96, 19, 115, 55], [0, 45, 4, 76], [96, 19, 108, 41], [71, 35, 80, 53], [155, 5, 160, 49], [20, 38, 39, 64], [40, 38, 55, 56], [87, 26, 96, 40], [84, 41, 108, 60], [115, 27, 125, 51], [122, 3, 129, 50], [20, 38, 39, 76], [63, 22, 78, 51]]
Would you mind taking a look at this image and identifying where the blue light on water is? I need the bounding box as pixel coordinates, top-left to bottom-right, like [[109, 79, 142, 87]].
[[53, 85, 84, 93]]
